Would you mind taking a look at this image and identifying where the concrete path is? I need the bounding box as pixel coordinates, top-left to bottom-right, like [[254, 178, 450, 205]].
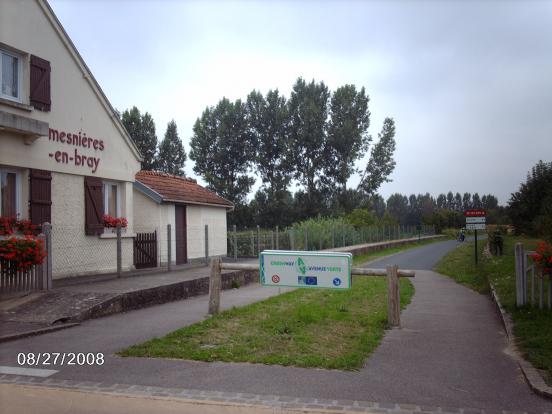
[[1, 239, 550, 412]]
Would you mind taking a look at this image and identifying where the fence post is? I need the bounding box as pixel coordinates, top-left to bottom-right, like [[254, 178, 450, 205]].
[[41, 223, 52, 290], [205, 224, 209, 265], [250, 230, 254, 256], [548, 274, 552, 310], [386, 264, 400, 327], [289, 229, 295, 250], [515, 243, 525, 307], [271, 230, 274, 250], [233, 225, 237, 261], [342, 225, 345, 247], [116, 224, 122, 278], [167, 224, 172, 272], [275, 226, 279, 250], [331, 226, 335, 248], [319, 231, 323, 250], [257, 225, 261, 256], [208, 257, 222, 315], [304, 228, 308, 251]]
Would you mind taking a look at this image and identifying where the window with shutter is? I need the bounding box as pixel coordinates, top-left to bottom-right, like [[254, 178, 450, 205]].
[[30, 55, 51, 111], [84, 176, 104, 235], [29, 169, 52, 226]]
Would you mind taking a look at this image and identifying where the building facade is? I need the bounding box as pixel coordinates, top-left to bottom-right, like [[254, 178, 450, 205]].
[[0, 0, 142, 279]]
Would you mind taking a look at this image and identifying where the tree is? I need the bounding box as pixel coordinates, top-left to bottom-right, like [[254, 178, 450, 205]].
[[345, 208, 376, 228], [436, 193, 447, 209], [325, 85, 371, 193], [472, 193, 482, 209], [288, 78, 330, 215], [190, 98, 255, 206], [386, 193, 409, 224], [462, 192, 472, 211], [358, 118, 396, 195], [508, 160, 552, 240], [121, 106, 158, 170], [157, 120, 186, 176]]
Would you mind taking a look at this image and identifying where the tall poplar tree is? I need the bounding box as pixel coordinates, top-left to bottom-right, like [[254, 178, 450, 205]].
[[121, 106, 158, 171], [157, 120, 186, 176]]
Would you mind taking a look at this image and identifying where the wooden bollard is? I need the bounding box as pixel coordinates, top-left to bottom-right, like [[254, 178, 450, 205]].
[[386, 264, 400, 327], [208, 257, 222, 315]]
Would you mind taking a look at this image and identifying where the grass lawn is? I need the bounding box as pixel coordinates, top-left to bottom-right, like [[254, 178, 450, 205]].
[[119, 239, 449, 370], [435, 235, 552, 385]]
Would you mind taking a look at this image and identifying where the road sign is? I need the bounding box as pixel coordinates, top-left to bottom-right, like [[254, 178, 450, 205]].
[[260, 250, 352, 289], [464, 209, 486, 217], [466, 223, 486, 230], [466, 217, 486, 224]]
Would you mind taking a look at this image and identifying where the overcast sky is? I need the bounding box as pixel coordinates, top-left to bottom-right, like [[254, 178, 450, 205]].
[[49, 0, 552, 205]]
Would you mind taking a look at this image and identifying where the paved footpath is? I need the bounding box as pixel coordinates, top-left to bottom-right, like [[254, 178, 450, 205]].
[[1, 240, 551, 413]]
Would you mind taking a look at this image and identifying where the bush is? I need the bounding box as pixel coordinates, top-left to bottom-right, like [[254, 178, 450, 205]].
[[488, 230, 504, 256]]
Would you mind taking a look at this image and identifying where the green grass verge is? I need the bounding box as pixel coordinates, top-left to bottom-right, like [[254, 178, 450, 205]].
[[435, 235, 552, 385], [120, 276, 413, 370], [119, 238, 452, 369]]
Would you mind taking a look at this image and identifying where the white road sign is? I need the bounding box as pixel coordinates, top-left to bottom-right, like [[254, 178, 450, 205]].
[[466, 223, 486, 230], [260, 250, 352, 289], [466, 217, 486, 224]]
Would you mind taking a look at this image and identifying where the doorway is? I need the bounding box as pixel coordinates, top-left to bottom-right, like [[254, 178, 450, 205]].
[[175, 205, 187, 264]]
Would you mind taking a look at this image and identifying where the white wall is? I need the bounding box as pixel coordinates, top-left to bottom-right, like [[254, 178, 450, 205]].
[[133, 189, 176, 265], [186, 205, 228, 259], [51, 172, 133, 279]]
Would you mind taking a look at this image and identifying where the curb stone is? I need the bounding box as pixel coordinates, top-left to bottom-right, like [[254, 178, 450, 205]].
[[489, 282, 552, 400], [0, 322, 79, 343], [0, 375, 549, 414]]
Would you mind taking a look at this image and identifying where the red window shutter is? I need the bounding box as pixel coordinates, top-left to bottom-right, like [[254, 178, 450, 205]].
[[30, 55, 51, 112], [29, 169, 52, 226], [84, 176, 104, 235]]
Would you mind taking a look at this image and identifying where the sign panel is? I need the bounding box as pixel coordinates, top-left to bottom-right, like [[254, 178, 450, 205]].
[[260, 250, 352, 289], [466, 223, 486, 230], [464, 209, 486, 217], [466, 217, 486, 224]]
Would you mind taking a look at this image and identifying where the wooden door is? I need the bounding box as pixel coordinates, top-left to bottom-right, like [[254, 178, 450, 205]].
[[175, 205, 187, 264]]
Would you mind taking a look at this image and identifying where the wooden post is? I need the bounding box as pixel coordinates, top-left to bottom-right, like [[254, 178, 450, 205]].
[[116, 224, 122, 278], [233, 225, 237, 261], [204, 224, 209, 265], [548, 273, 552, 310], [386, 264, 400, 327], [167, 224, 172, 272], [208, 257, 222, 315], [256, 225, 260, 256], [275, 226, 279, 250]]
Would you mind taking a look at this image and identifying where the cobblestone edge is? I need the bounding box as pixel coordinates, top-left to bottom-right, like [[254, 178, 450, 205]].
[[489, 282, 552, 400], [0, 374, 548, 414]]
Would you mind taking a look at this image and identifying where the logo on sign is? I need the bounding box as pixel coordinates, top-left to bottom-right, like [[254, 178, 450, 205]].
[[298, 276, 318, 286], [296, 257, 306, 275], [271, 274, 280, 283], [332, 277, 341, 286]]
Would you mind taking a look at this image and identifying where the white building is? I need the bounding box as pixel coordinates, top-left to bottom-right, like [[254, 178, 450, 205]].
[[0, 0, 231, 282]]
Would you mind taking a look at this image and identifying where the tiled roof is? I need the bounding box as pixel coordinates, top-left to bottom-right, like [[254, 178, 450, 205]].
[[135, 171, 233, 208]]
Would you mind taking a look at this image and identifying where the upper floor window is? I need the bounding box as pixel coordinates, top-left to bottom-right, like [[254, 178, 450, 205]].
[[1, 50, 20, 102]]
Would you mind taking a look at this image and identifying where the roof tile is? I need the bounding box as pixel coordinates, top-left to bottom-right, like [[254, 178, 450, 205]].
[[136, 171, 233, 208]]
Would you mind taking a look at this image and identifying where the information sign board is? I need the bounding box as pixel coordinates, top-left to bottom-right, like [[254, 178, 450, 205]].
[[464, 209, 486, 217], [260, 250, 352, 289], [466, 223, 486, 230], [466, 217, 486, 224]]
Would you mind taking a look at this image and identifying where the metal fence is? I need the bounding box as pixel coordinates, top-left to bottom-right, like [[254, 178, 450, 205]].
[[515, 243, 551, 309], [0, 223, 52, 296], [227, 224, 435, 259]]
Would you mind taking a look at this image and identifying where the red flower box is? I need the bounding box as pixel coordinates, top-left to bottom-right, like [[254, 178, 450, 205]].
[[0, 236, 47, 271], [103, 215, 128, 229]]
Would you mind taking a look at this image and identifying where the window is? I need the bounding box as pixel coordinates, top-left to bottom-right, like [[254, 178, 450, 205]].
[[0, 169, 20, 217], [103, 181, 120, 217], [1, 50, 20, 102]]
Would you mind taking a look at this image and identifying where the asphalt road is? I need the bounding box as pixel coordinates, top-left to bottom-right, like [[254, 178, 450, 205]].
[[1, 238, 550, 412]]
